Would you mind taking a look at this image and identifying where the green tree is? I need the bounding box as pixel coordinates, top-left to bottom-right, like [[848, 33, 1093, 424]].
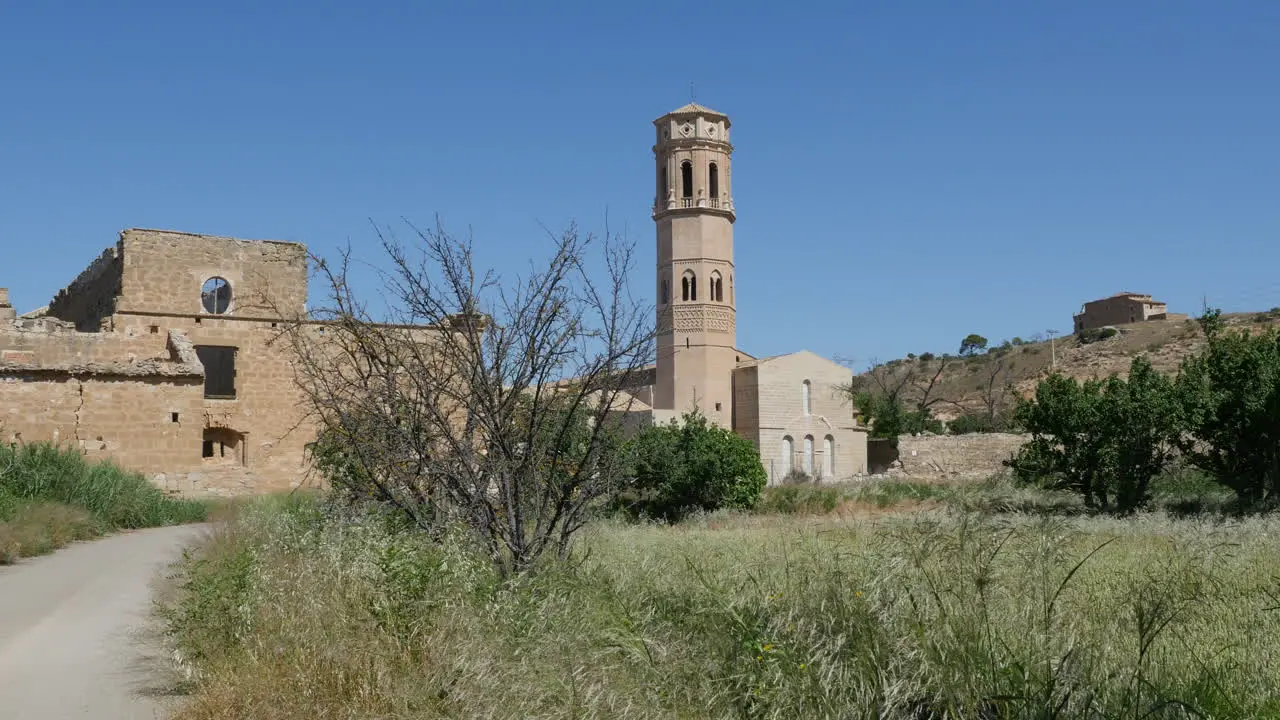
[[959, 334, 989, 357], [1007, 357, 1181, 513], [1177, 309, 1280, 506], [619, 411, 767, 522]]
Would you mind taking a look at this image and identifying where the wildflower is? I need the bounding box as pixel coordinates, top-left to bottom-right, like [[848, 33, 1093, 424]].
[[855, 591, 863, 598]]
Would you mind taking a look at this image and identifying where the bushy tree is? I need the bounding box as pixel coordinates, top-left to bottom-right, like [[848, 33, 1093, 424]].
[[1177, 310, 1280, 506], [1007, 357, 1181, 513], [618, 411, 767, 521], [959, 334, 989, 357]]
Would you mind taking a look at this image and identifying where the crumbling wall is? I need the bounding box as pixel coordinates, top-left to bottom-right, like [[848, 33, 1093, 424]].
[[47, 243, 124, 332], [0, 289, 15, 322], [1, 326, 206, 489], [892, 433, 1029, 481]]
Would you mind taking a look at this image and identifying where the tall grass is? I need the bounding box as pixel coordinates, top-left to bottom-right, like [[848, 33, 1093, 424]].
[[0, 442, 209, 562], [162, 497, 1280, 719]]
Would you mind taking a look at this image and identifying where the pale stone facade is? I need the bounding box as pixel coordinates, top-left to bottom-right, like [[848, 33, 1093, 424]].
[[1073, 292, 1177, 332], [639, 104, 869, 482], [1, 229, 326, 495]]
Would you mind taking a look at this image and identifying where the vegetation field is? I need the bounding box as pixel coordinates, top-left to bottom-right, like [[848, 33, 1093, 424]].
[[162, 485, 1280, 719], [0, 442, 210, 563]]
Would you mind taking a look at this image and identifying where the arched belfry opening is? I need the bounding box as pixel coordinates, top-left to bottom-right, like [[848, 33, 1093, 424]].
[[680, 161, 693, 199], [681, 270, 697, 302], [709, 162, 719, 201]]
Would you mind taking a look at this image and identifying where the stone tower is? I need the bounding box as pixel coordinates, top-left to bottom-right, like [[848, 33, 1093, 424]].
[[652, 103, 737, 427]]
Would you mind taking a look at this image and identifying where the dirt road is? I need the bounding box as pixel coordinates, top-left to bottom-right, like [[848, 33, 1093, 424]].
[[0, 524, 206, 719]]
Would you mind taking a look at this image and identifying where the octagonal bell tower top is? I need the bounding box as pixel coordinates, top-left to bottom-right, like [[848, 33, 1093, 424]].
[[652, 103, 734, 220]]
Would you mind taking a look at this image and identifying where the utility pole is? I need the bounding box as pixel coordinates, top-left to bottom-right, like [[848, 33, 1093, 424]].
[[1047, 329, 1059, 371]]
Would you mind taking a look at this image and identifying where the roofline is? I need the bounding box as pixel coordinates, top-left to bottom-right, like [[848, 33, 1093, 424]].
[[123, 227, 307, 249]]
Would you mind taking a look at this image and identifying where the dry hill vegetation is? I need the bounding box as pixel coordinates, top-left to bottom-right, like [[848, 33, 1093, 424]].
[[857, 310, 1280, 423]]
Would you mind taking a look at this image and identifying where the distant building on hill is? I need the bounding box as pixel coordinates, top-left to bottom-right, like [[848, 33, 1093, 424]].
[[1072, 292, 1184, 332]]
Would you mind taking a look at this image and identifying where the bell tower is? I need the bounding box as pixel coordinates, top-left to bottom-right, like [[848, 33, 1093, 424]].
[[652, 103, 737, 427]]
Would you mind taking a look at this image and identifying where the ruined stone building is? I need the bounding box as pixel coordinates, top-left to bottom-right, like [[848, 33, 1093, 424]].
[[1073, 291, 1183, 332], [1, 229, 322, 495], [624, 104, 869, 482]]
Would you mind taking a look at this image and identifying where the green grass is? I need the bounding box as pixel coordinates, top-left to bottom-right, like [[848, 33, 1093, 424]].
[[161, 495, 1280, 719], [0, 442, 210, 563]]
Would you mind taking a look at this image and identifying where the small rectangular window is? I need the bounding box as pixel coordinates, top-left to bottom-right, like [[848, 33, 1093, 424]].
[[202, 440, 215, 458], [715, 402, 722, 411], [195, 345, 237, 399], [149, 325, 159, 334], [171, 412, 180, 423]]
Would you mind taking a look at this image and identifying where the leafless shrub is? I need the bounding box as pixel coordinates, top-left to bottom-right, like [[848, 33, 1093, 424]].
[[283, 219, 655, 575]]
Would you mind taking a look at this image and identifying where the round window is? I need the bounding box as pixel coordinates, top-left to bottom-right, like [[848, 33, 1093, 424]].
[[201, 277, 232, 314]]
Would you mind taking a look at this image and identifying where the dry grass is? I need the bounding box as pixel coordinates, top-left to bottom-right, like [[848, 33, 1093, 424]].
[[161, 494, 1280, 719], [0, 502, 101, 564]]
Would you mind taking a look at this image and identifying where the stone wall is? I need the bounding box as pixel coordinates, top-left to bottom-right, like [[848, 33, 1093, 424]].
[[893, 432, 1029, 481], [47, 244, 124, 331], [1, 328, 205, 481], [115, 229, 308, 319]]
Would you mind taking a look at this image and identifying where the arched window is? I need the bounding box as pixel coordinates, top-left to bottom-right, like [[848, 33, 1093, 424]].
[[802, 380, 812, 415], [681, 161, 693, 198], [823, 436, 835, 479], [710, 271, 723, 302], [780, 436, 793, 477], [729, 275, 734, 304], [659, 165, 668, 199], [661, 278, 669, 305], [709, 162, 719, 200], [803, 436, 815, 475], [682, 270, 697, 302]]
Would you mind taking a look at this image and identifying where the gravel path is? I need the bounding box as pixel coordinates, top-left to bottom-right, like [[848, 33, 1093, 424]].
[[0, 524, 207, 719]]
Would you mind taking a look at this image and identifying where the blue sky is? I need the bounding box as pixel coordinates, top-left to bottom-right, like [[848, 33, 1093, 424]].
[[2, 1, 1278, 368]]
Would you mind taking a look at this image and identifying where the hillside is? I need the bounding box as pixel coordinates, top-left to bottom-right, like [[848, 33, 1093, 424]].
[[856, 310, 1280, 421]]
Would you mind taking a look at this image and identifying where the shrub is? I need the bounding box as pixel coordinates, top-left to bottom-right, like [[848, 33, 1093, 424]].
[[618, 411, 767, 521], [1078, 326, 1118, 344], [919, 352, 935, 362], [1007, 357, 1182, 513], [1177, 310, 1280, 506], [947, 414, 996, 435]]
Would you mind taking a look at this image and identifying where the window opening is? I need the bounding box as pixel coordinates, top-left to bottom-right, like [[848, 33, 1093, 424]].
[[195, 345, 237, 399], [803, 435, 815, 475], [709, 162, 719, 199], [823, 436, 835, 478], [681, 161, 693, 198], [802, 380, 812, 415], [781, 436, 793, 476], [201, 277, 232, 314]]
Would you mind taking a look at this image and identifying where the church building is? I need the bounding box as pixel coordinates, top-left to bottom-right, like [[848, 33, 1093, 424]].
[[631, 103, 869, 483]]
